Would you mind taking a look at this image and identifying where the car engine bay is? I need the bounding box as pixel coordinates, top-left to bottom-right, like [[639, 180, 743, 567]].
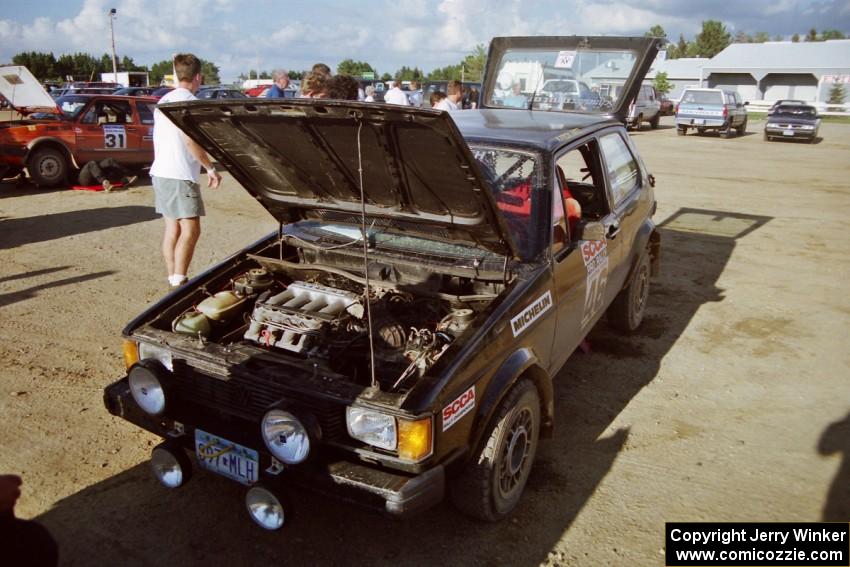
[[144, 236, 508, 392]]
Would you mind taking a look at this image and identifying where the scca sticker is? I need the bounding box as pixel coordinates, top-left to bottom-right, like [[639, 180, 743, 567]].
[[510, 291, 553, 337], [580, 240, 609, 328], [442, 386, 475, 431]]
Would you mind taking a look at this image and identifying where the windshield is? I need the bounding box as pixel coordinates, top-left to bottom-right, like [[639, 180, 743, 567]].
[[772, 106, 816, 118], [49, 96, 89, 118], [681, 90, 723, 105], [471, 146, 543, 261], [485, 45, 640, 113]]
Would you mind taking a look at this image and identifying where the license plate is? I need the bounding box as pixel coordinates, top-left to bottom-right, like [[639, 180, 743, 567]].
[[693, 119, 705, 125], [783, 129, 794, 136], [195, 428, 259, 485]]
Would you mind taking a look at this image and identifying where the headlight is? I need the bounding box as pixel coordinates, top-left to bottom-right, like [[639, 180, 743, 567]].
[[346, 407, 396, 450], [128, 361, 166, 415], [139, 342, 173, 371], [151, 442, 192, 488], [261, 409, 311, 464], [799, 125, 814, 130]]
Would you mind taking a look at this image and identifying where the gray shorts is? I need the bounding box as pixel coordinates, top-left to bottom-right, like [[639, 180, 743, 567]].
[[152, 176, 205, 218]]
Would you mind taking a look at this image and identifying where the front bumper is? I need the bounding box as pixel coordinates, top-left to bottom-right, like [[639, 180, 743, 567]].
[[765, 126, 816, 139], [103, 377, 445, 517]]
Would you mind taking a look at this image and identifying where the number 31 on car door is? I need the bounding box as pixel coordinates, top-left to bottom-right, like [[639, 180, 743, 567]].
[[103, 124, 127, 149]]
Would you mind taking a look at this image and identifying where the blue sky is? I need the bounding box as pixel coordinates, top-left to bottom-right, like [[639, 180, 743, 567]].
[[1, 0, 848, 83]]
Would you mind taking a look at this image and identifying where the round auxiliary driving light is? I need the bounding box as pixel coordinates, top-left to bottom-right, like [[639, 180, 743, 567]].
[[128, 361, 166, 416], [245, 485, 286, 530], [261, 409, 311, 465], [151, 442, 192, 488]]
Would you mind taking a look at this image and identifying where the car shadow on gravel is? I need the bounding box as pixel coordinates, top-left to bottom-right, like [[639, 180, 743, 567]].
[[0, 267, 116, 308], [0, 206, 158, 249], [32, 208, 772, 567]]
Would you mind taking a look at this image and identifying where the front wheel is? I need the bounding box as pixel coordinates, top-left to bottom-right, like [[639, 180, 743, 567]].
[[649, 114, 660, 129], [677, 126, 687, 136], [607, 252, 651, 333], [449, 380, 541, 521], [736, 117, 747, 136], [27, 146, 68, 187]]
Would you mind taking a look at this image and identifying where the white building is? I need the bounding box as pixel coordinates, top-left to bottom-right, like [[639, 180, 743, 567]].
[[701, 40, 850, 104], [646, 56, 709, 100]]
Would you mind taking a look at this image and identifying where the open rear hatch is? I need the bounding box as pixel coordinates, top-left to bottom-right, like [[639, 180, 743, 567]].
[[479, 35, 660, 123], [0, 65, 59, 115]]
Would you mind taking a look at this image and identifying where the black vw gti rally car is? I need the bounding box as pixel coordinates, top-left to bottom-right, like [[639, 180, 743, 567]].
[[104, 35, 662, 529]]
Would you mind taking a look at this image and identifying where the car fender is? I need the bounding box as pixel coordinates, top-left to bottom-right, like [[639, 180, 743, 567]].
[[622, 218, 659, 286], [25, 137, 78, 169], [470, 347, 554, 452]]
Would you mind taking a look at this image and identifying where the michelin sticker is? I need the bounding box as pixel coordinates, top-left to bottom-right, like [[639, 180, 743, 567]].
[[511, 291, 553, 337], [580, 240, 609, 328], [443, 385, 475, 431]]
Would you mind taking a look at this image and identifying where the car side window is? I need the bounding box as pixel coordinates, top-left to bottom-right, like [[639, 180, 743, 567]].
[[599, 132, 640, 207], [555, 140, 608, 226], [138, 102, 156, 125]]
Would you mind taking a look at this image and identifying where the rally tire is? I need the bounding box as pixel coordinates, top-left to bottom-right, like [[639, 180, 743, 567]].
[[449, 380, 541, 522], [28, 146, 68, 187], [607, 252, 651, 333]]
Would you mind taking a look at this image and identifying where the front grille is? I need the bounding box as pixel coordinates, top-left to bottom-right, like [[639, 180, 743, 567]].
[[169, 366, 347, 441]]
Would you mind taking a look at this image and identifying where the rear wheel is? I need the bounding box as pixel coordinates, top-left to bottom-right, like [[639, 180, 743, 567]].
[[449, 380, 541, 521], [696, 127, 706, 135], [608, 252, 651, 333], [27, 147, 68, 187], [677, 126, 687, 136], [649, 114, 660, 129]]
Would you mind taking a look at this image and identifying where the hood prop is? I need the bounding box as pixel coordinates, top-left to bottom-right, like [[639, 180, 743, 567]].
[[356, 116, 379, 390]]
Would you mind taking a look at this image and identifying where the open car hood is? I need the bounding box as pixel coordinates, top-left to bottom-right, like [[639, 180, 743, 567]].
[[0, 65, 59, 115], [158, 99, 518, 258], [480, 36, 660, 123]]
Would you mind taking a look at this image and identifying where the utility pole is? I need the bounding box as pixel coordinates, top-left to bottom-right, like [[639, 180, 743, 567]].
[[109, 8, 118, 81]]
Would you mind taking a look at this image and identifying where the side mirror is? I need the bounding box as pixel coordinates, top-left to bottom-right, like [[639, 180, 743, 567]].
[[743, 101, 749, 106], [580, 221, 606, 242]]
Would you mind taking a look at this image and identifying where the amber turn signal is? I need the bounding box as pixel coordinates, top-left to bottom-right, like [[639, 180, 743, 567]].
[[122, 339, 139, 370], [397, 417, 433, 462]]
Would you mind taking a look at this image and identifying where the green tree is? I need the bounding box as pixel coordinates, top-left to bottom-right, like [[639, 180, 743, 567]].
[[460, 44, 487, 82], [652, 71, 673, 95], [693, 20, 731, 58], [336, 59, 375, 76], [821, 29, 846, 40], [773, 34, 783, 42], [288, 70, 303, 80], [667, 33, 689, 59], [645, 25, 667, 41], [792, 33, 800, 42], [734, 31, 752, 44], [149, 59, 173, 85], [805, 28, 818, 41], [828, 82, 846, 107], [11, 51, 57, 80], [380, 72, 392, 81], [753, 31, 771, 43]]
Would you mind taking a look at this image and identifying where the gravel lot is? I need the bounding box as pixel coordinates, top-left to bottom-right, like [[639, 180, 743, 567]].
[[1, 115, 849, 566]]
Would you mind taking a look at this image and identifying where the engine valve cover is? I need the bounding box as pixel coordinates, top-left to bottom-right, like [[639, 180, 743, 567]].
[[244, 281, 362, 353]]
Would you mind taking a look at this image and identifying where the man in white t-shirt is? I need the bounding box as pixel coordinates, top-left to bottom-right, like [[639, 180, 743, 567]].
[[383, 79, 410, 106], [150, 53, 222, 287], [434, 80, 463, 111]]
